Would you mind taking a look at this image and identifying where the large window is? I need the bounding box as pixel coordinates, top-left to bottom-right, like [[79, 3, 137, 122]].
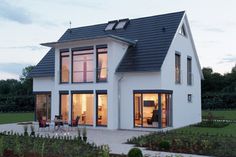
[[134, 91, 172, 128], [175, 53, 181, 84], [60, 93, 69, 122], [96, 91, 108, 126], [72, 93, 94, 125], [36, 93, 51, 121], [187, 57, 192, 85], [72, 49, 94, 83], [60, 51, 69, 83], [96, 47, 108, 82]]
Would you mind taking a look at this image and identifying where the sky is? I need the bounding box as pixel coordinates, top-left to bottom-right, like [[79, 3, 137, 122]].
[[0, 0, 235, 80]]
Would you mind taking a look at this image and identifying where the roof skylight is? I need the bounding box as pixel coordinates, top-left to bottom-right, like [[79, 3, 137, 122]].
[[105, 21, 117, 31], [115, 19, 129, 29]]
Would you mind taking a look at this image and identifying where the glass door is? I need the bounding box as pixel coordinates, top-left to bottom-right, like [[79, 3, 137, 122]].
[[36, 93, 51, 121], [96, 92, 108, 126]]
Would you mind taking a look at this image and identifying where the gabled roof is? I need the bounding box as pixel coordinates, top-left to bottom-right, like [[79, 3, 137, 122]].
[[30, 11, 185, 77]]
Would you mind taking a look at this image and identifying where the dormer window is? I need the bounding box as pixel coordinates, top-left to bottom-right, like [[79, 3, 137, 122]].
[[179, 24, 187, 37], [105, 20, 117, 31], [115, 19, 129, 29]]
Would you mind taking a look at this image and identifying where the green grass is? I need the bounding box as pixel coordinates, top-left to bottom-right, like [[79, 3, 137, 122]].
[[202, 109, 236, 120], [0, 112, 34, 124], [177, 123, 236, 137]]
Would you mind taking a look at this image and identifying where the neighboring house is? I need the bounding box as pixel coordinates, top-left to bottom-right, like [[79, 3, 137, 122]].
[[30, 11, 203, 130]]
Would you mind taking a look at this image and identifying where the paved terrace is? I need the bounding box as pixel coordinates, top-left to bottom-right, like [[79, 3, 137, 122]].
[[0, 123, 208, 157]]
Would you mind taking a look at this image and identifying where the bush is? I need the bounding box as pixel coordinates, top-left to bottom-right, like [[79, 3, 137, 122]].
[[159, 141, 170, 150], [127, 148, 143, 157]]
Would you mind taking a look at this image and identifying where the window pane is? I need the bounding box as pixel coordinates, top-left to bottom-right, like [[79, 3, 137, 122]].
[[134, 94, 142, 127], [61, 53, 69, 83], [115, 21, 127, 29], [142, 94, 158, 128], [187, 58, 192, 85], [72, 50, 93, 83], [175, 54, 181, 83], [97, 93, 108, 126], [36, 94, 51, 121], [72, 94, 94, 125], [60, 94, 69, 122], [97, 49, 107, 82]]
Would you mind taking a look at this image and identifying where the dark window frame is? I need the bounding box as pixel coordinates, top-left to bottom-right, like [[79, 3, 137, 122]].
[[96, 46, 108, 83], [133, 90, 173, 129], [187, 57, 192, 85], [188, 94, 192, 103], [71, 90, 94, 126], [60, 50, 70, 84], [59, 91, 69, 120], [72, 48, 94, 83], [175, 53, 181, 84], [96, 90, 108, 127]]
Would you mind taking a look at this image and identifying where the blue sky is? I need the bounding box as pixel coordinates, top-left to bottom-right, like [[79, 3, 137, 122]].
[[0, 0, 235, 80]]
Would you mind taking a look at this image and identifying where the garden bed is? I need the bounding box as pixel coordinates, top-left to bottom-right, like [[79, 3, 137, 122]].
[[127, 124, 236, 157], [0, 132, 108, 157]]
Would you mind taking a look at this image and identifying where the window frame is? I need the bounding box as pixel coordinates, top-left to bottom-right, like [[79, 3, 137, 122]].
[[105, 20, 118, 31], [187, 56, 192, 85], [96, 90, 108, 127], [179, 24, 187, 37], [60, 50, 70, 84], [96, 46, 108, 82], [188, 94, 192, 103], [72, 48, 94, 83], [175, 52, 181, 84]]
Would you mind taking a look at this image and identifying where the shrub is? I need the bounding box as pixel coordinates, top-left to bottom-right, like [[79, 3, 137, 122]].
[[159, 140, 170, 151], [127, 148, 143, 157]]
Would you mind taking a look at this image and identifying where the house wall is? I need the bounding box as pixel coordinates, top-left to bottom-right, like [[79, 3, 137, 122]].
[[119, 72, 162, 129], [33, 39, 129, 129], [160, 16, 202, 128]]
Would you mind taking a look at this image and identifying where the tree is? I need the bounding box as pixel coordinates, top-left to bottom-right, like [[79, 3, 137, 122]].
[[20, 65, 35, 95]]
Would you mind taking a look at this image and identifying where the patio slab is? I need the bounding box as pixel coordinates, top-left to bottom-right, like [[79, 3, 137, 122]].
[[0, 123, 208, 157]]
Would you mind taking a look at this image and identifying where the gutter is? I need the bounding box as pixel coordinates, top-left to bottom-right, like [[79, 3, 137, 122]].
[[117, 74, 124, 129]]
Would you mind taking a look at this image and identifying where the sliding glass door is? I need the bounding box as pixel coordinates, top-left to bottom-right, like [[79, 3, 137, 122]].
[[60, 93, 69, 122], [35, 93, 51, 121], [72, 93, 94, 125], [96, 91, 108, 126], [134, 91, 172, 128]]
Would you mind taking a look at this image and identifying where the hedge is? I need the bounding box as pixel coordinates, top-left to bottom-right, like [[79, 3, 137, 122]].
[[202, 93, 236, 110], [0, 95, 34, 112]]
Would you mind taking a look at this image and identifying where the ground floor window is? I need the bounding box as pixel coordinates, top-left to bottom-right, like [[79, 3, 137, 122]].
[[35, 93, 51, 121], [134, 90, 172, 128], [96, 91, 108, 126], [72, 92, 94, 125], [60, 92, 69, 122]]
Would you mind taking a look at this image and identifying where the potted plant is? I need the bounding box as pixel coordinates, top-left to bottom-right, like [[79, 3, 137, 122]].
[[23, 125, 28, 136], [82, 127, 87, 142], [30, 125, 35, 137]]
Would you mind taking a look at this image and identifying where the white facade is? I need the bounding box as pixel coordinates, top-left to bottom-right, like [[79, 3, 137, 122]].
[[33, 14, 202, 130]]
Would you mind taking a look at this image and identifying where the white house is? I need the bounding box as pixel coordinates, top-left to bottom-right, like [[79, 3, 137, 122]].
[[30, 11, 203, 130]]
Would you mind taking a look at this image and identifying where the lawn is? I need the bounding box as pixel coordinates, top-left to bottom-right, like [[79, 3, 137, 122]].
[[202, 109, 236, 120], [177, 123, 236, 137], [0, 112, 34, 124]]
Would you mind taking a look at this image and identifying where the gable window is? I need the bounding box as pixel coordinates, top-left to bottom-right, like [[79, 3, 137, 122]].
[[115, 19, 129, 29], [187, 57, 192, 85], [60, 51, 69, 83], [188, 94, 192, 102], [105, 21, 117, 31], [96, 47, 108, 82], [72, 48, 94, 83], [175, 53, 181, 84], [179, 24, 187, 37]]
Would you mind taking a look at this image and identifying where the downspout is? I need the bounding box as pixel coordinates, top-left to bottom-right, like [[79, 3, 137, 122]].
[[118, 74, 124, 129]]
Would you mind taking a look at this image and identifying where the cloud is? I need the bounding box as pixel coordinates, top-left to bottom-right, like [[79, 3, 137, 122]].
[[0, 63, 33, 75], [0, 45, 46, 51], [218, 54, 236, 64], [204, 28, 224, 33], [0, 0, 32, 24], [0, 71, 19, 80]]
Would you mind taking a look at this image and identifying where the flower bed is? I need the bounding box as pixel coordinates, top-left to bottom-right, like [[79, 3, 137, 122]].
[[127, 129, 236, 157], [0, 132, 108, 157]]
